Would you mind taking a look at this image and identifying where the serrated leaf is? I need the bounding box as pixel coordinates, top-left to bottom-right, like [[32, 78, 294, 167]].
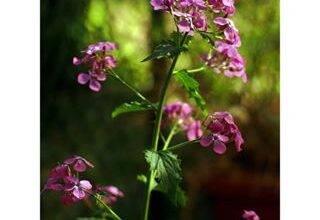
[[174, 70, 206, 113], [145, 150, 183, 206], [142, 40, 180, 62], [112, 101, 154, 118]]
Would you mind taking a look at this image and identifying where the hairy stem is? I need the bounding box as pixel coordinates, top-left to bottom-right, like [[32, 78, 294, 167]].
[[110, 70, 156, 110], [143, 33, 188, 220]]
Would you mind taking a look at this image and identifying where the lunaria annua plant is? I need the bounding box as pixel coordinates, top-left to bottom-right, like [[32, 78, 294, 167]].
[[42, 0, 260, 219]]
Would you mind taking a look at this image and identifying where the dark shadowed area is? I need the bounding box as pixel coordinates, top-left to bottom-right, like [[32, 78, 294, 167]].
[[41, 0, 279, 219]]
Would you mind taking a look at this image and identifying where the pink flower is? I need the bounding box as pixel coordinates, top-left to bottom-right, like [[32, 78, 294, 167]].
[[200, 112, 244, 154], [77, 71, 106, 92], [73, 41, 118, 92], [242, 210, 260, 220], [44, 164, 71, 191], [150, 0, 173, 10], [163, 102, 203, 141], [96, 185, 124, 205], [164, 102, 193, 120], [64, 176, 92, 200], [186, 120, 203, 141], [104, 185, 124, 197], [201, 41, 247, 83], [64, 155, 94, 172], [214, 17, 241, 47], [151, 0, 209, 35], [208, 0, 236, 16]]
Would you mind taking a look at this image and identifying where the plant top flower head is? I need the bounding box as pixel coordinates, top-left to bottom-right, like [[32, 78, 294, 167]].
[[73, 42, 118, 92], [163, 102, 203, 141], [200, 111, 244, 154], [242, 210, 260, 220], [150, 0, 247, 83], [150, 0, 236, 35]]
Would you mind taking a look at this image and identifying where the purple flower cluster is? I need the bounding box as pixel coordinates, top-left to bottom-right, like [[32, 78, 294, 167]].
[[43, 155, 123, 206], [200, 111, 244, 154], [150, 0, 237, 35], [73, 42, 118, 92], [242, 210, 260, 220], [201, 40, 247, 82], [201, 11, 247, 82], [149, 1, 247, 82], [163, 102, 203, 141]]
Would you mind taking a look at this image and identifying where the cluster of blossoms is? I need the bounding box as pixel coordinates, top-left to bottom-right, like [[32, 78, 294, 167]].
[[73, 42, 118, 92], [163, 102, 203, 141], [43, 155, 123, 206], [242, 210, 260, 220], [200, 3, 247, 82], [200, 111, 244, 154], [201, 40, 247, 82], [150, 0, 235, 35], [149, 0, 246, 82]]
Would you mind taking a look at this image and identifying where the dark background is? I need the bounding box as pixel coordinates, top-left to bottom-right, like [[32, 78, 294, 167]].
[[41, 0, 279, 219]]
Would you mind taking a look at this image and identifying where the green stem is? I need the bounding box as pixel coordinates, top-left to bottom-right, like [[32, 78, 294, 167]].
[[173, 66, 206, 74], [143, 33, 188, 220], [162, 139, 200, 152], [162, 122, 179, 150], [187, 66, 206, 73], [110, 70, 156, 110], [85, 190, 122, 220]]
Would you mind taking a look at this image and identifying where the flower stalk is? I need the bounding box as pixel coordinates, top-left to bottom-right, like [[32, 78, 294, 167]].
[[109, 70, 156, 110], [143, 33, 188, 220]]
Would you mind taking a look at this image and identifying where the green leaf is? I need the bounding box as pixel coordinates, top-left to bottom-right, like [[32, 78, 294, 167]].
[[175, 186, 188, 207], [141, 40, 180, 62], [137, 174, 147, 183], [171, 31, 192, 47], [112, 101, 154, 118], [199, 32, 216, 47], [144, 150, 183, 206], [174, 70, 207, 113]]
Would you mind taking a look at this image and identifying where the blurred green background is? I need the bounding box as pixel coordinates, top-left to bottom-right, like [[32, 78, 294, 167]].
[[41, 0, 279, 219]]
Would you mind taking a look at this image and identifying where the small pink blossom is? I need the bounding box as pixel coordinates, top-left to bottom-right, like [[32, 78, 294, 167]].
[[214, 17, 241, 47], [208, 0, 236, 16], [44, 164, 71, 191], [64, 176, 92, 200], [163, 102, 203, 141], [200, 112, 244, 154], [64, 155, 94, 172], [73, 41, 118, 92], [242, 210, 260, 220], [96, 185, 124, 205], [201, 41, 247, 83], [186, 120, 203, 141]]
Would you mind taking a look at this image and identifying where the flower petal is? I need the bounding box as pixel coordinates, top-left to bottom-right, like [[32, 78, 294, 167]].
[[77, 73, 90, 85], [73, 57, 82, 65], [200, 134, 213, 147], [72, 187, 86, 199], [79, 180, 92, 190], [89, 79, 101, 92], [74, 160, 87, 172], [213, 140, 227, 154]]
